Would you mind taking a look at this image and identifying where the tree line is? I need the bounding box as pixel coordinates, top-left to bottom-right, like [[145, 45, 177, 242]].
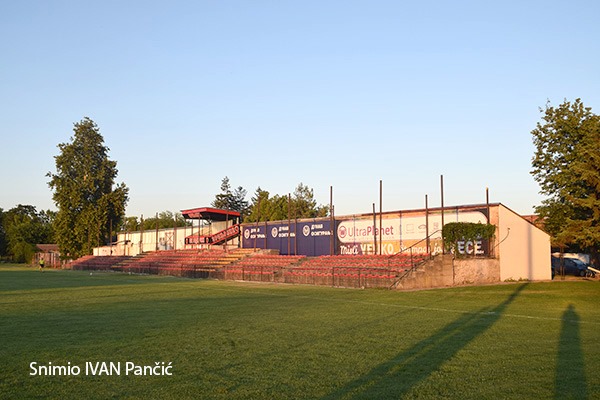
[[0, 205, 54, 263], [211, 176, 329, 222]]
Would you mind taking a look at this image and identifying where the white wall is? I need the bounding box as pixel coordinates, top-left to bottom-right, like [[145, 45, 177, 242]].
[[498, 204, 551, 281], [112, 221, 239, 256]]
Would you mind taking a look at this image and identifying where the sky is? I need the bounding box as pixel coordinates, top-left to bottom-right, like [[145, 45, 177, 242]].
[[1, 0, 600, 218]]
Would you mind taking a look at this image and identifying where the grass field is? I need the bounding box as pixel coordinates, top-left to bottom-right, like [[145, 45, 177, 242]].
[[1, 264, 599, 399]]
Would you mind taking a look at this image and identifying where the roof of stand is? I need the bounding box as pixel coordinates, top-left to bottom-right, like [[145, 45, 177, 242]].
[[181, 207, 241, 221]]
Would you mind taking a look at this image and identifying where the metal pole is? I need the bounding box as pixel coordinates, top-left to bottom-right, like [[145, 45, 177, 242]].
[[140, 214, 144, 254], [200, 216, 204, 249], [486, 187, 492, 257], [372, 203, 377, 255], [332, 205, 336, 255], [190, 214, 194, 249], [440, 175, 445, 254], [288, 193, 291, 256], [330, 185, 334, 256], [379, 179, 383, 255], [109, 218, 113, 255], [173, 213, 177, 251], [254, 198, 260, 250], [425, 194, 430, 255], [124, 220, 128, 256], [155, 212, 159, 251], [294, 215, 298, 256], [225, 210, 229, 252]]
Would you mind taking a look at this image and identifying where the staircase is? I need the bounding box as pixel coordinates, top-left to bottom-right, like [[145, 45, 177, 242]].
[[184, 224, 241, 245], [391, 254, 454, 290]]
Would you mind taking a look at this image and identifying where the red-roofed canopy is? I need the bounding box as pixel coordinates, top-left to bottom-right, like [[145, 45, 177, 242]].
[[181, 207, 241, 222]]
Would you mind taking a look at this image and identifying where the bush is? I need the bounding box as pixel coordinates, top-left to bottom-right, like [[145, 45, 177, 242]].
[[442, 222, 496, 257]]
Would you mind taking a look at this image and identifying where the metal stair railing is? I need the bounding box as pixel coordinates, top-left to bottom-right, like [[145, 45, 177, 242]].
[[388, 230, 442, 289]]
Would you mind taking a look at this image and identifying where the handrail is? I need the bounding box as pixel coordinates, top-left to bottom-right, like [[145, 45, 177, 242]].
[[387, 229, 442, 260], [388, 229, 442, 289]]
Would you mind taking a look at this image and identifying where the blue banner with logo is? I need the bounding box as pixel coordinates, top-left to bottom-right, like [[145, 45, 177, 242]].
[[241, 220, 333, 256]]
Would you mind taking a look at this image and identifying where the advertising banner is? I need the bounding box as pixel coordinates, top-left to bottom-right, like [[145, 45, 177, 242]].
[[336, 209, 489, 256], [241, 220, 333, 256], [242, 208, 490, 257]]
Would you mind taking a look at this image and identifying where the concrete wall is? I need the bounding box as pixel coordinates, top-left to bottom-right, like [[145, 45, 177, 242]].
[[497, 204, 551, 281], [453, 258, 500, 285], [397, 256, 501, 290]]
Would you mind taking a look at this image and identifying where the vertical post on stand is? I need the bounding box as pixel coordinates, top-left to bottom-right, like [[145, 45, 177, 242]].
[[330, 186, 334, 256], [124, 220, 128, 256], [294, 215, 298, 256], [372, 203, 378, 255], [264, 220, 268, 250], [173, 214, 177, 251], [140, 215, 144, 254], [190, 215, 194, 250], [287, 194, 291, 256], [486, 187, 492, 257], [254, 198, 260, 251], [379, 179, 383, 256], [440, 175, 445, 254], [155, 212, 159, 251], [225, 211, 229, 252], [425, 194, 430, 256], [109, 219, 113, 255]]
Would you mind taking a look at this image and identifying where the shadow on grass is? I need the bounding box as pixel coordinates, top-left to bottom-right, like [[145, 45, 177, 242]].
[[555, 304, 587, 399], [322, 283, 529, 400]]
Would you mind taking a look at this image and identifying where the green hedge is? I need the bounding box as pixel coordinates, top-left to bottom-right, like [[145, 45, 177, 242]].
[[442, 222, 496, 257]]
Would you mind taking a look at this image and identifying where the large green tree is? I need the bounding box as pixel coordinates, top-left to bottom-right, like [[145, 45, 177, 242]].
[[47, 117, 129, 259], [531, 98, 600, 259]]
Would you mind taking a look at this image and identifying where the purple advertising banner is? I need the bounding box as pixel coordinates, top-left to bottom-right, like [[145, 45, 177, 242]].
[[241, 220, 333, 256]]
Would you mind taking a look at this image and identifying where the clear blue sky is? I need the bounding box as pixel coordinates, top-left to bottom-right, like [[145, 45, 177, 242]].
[[2, 0, 599, 218]]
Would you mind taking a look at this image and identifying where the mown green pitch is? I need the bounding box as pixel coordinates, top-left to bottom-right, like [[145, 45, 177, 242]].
[[1, 265, 599, 399]]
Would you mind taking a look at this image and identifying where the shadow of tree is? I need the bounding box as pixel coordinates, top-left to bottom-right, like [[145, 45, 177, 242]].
[[322, 283, 529, 399], [555, 304, 587, 399]]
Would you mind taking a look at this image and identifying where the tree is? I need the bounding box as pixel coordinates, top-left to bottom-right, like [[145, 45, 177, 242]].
[[244, 183, 328, 222], [212, 176, 233, 210], [246, 187, 270, 222], [133, 211, 189, 231], [47, 117, 129, 259], [1, 205, 54, 263], [0, 208, 6, 257], [211, 177, 249, 219], [292, 183, 329, 219], [531, 98, 600, 260]]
